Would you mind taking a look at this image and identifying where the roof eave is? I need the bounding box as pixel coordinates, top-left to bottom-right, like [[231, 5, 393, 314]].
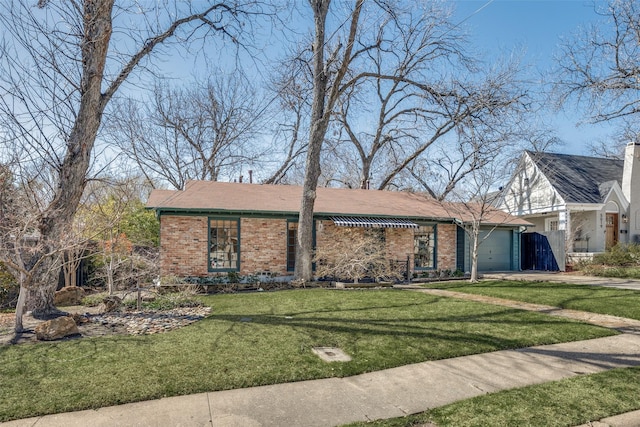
[[565, 202, 606, 211], [150, 206, 460, 223]]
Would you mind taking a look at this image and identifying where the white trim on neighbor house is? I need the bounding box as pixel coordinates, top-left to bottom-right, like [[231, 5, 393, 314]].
[[564, 203, 606, 212]]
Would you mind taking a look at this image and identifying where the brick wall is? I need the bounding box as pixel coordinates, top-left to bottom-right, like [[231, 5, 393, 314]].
[[160, 215, 208, 277], [160, 215, 291, 277], [317, 220, 414, 270], [316, 221, 356, 249], [437, 224, 457, 270], [385, 227, 414, 263], [159, 215, 459, 278], [240, 218, 288, 274]]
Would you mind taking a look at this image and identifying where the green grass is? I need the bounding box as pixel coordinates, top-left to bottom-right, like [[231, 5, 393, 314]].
[[345, 367, 640, 427], [582, 264, 640, 279], [423, 280, 640, 320], [0, 289, 615, 421]]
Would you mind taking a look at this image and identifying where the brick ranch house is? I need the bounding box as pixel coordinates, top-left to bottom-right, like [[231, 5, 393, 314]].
[[146, 181, 530, 280]]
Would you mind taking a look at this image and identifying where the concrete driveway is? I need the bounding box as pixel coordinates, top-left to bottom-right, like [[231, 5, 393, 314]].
[[483, 271, 640, 291]]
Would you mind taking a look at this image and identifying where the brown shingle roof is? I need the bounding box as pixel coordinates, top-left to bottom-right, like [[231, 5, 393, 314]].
[[146, 189, 178, 207], [146, 181, 530, 226]]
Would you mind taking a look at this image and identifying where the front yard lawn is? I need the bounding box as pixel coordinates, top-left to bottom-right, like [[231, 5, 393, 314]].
[[0, 288, 615, 422], [345, 366, 640, 427], [423, 280, 640, 320]]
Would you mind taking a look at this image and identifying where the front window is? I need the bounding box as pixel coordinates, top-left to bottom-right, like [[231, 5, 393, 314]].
[[209, 218, 239, 271], [287, 221, 297, 271], [546, 219, 559, 231], [414, 225, 435, 269]]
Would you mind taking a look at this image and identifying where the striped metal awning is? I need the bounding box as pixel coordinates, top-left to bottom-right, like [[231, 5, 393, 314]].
[[330, 216, 419, 229]]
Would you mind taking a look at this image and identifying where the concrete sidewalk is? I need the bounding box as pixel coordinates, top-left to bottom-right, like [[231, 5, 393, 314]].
[[3, 333, 640, 427]]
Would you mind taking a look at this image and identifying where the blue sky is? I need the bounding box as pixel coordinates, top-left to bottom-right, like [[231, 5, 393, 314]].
[[148, 1, 615, 158], [452, 0, 612, 155]]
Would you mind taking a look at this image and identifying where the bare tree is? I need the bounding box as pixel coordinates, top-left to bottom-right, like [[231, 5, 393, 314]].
[[313, 228, 402, 284], [0, 164, 63, 333], [554, 0, 640, 131], [394, 120, 561, 200], [589, 138, 626, 159], [588, 123, 640, 159], [293, 2, 532, 280], [263, 72, 310, 185], [294, 0, 365, 281], [399, 138, 499, 200], [444, 161, 519, 283], [107, 74, 270, 190], [333, 12, 527, 192], [0, 1, 270, 317], [60, 233, 88, 289], [77, 177, 159, 294], [80, 186, 130, 295]]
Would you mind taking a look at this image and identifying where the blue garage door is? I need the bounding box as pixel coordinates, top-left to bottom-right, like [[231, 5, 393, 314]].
[[477, 229, 512, 271]]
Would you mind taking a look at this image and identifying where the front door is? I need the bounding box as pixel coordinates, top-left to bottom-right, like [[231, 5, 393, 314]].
[[606, 213, 619, 249]]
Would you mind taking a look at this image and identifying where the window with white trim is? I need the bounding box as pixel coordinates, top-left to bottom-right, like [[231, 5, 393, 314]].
[[545, 218, 559, 231]]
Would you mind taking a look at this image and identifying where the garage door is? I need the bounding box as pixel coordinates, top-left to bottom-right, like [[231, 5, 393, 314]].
[[477, 229, 512, 271]]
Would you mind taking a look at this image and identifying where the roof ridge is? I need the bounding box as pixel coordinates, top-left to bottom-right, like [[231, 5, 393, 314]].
[[526, 150, 622, 163]]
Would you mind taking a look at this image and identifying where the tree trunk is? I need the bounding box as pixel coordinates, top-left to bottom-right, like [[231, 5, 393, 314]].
[[107, 253, 115, 295], [361, 157, 372, 189], [63, 250, 81, 288], [295, 0, 363, 281], [296, 145, 324, 281], [26, 252, 69, 319], [295, 0, 330, 281], [470, 228, 479, 283], [14, 280, 27, 334], [29, 0, 114, 317]]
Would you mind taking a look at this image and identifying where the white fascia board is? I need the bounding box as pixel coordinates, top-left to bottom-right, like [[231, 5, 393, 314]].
[[565, 203, 605, 212], [513, 204, 566, 216]]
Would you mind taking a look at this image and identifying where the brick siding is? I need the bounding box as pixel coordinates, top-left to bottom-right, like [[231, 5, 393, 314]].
[[160, 215, 208, 277], [437, 224, 457, 270], [159, 215, 460, 278], [240, 218, 288, 274], [385, 227, 415, 272]]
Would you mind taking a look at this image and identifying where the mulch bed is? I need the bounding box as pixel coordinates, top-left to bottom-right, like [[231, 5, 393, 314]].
[[0, 305, 211, 345]]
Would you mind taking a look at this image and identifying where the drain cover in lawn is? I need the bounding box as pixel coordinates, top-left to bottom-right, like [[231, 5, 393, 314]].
[[312, 347, 352, 362]]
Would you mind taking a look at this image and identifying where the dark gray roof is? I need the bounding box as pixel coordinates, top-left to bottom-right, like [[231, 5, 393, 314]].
[[526, 151, 624, 204]]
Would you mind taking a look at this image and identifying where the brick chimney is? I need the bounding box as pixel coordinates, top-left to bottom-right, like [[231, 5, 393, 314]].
[[622, 142, 640, 237]]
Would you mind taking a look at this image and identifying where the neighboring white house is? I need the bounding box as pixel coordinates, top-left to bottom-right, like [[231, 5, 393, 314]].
[[497, 142, 640, 266]]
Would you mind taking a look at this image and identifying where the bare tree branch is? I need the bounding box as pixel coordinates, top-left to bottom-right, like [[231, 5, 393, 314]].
[[553, 0, 640, 125], [0, 0, 271, 316]]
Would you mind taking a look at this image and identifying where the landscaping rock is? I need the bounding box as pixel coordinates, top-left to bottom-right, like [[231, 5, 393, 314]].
[[89, 306, 211, 335], [53, 286, 85, 306], [98, 296, 122, 313], [123, 290, 157, 303], [71, 312, 90, 324], [34, 316, 80, 341]]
